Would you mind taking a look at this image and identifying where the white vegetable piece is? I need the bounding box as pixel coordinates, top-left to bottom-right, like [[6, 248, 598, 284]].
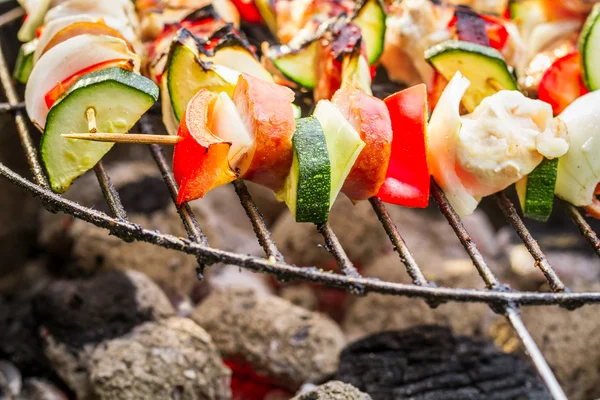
[[25, 34, 139, 129], [212, 92, 255, 169], [428, 72, 569, 217], [555, 90, 600, 206], [45, 0, 140, 43]]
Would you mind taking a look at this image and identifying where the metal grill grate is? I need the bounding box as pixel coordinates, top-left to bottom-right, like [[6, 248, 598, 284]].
[[1, 6, 600, 400]]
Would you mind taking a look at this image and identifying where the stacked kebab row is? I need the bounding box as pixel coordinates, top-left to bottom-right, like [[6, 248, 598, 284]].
[[12, 0, 600, 226]]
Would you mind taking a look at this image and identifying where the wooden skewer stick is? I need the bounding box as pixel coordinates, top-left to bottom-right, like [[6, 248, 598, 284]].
[[86, 107, 97, 133], [63, 107, 181, 145], [62, 132, 181, 145]]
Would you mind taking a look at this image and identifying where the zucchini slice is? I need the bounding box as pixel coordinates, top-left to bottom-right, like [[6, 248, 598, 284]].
[[351, 0, 386, 65], [13, 39, 38, 84], [277, 117, 331, 223], [313, 100, 365, 205], [516, 158, 558, 222], [579, 3, 600, 90], [425, 40, 518, 112], [41, 67, 158, 193], [268, 38, 319, 89], [165, 32, 237, 121]]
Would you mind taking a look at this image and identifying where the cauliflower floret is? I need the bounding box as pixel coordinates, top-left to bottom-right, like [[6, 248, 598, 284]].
[[456, 90, 569, 198]]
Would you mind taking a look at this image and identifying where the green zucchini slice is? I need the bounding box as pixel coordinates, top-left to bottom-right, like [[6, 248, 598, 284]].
[[268, 39, 319, 90], [166, 32, 237, 121], [13, 39, 38, 84], [516, 158, 558, 222], [278, 117, 331, 223], [351, 0, 386, 65], [41, 67, 158, 193], [313, 99, 365, 205], [579, 3, 600, 90], [425, 40, 518, 112]]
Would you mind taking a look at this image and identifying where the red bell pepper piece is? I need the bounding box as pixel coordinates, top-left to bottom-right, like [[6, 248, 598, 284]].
[[377, 84, 430, 208], [230, 0, 263, 24], [538, 51, 589, 115], [481, 15, 509, 51], [173, 90, 237, 204]]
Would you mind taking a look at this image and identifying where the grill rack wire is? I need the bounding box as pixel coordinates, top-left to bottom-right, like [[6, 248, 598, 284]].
[[1, 6, 600, 399]]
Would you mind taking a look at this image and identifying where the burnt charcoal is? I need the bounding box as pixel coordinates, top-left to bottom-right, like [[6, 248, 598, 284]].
[[93, 176, 172, 215], [334, 326, 549, 400], [0, 298, 54, 379], [33, 270, 174, 349]]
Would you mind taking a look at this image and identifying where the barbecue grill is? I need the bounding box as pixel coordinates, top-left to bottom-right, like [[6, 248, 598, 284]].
[[1, 4, 600, 399]]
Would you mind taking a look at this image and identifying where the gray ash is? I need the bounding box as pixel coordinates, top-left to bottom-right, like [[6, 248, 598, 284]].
[[335, 325, 549, 400]]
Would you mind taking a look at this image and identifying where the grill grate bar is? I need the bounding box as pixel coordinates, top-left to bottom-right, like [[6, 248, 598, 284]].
[[563, 201, 600, 257], [6, 159, 600, 308], [317, 222, 364, 283], [431, 181, 567, 398], [369, 197, 429, 287], [505, 308, 567, 400], [0, 7, 24, 28], [232, 179, 283, 261], [495, 192, 566, 292], [0, 101, 24, 112], [431, 180, 500, 289], [93, 162, 127, 220], [0, 42, 48, 188]]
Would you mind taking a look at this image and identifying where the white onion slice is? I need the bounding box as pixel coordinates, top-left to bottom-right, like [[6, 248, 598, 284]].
[[45, 0, 140, 40], [212, 92, 254, 169], [34, 15, 98, 63], [427, 71, 479, 217], [25, 34, 139, 129], [555, 90, 600, 206]]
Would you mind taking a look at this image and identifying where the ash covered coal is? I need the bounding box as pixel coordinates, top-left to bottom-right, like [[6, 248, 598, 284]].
[[34, 270, 174, 399], [335, 326, 549, 400], [89, 317, 231, 400], [292, 381, 372, 400], [191, 288, 345, 391]]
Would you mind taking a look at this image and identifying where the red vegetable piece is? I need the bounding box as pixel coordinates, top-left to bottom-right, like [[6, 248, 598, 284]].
[[332, 86, 393, 201], [538, 51, 589, 115], [173, 90, 237, 204], [44, 59, 132, 108], [481, 15, 509, 51], [377, 84, 430, 208], [230, 0, 263, 24], [234, 73, 296, 192]]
